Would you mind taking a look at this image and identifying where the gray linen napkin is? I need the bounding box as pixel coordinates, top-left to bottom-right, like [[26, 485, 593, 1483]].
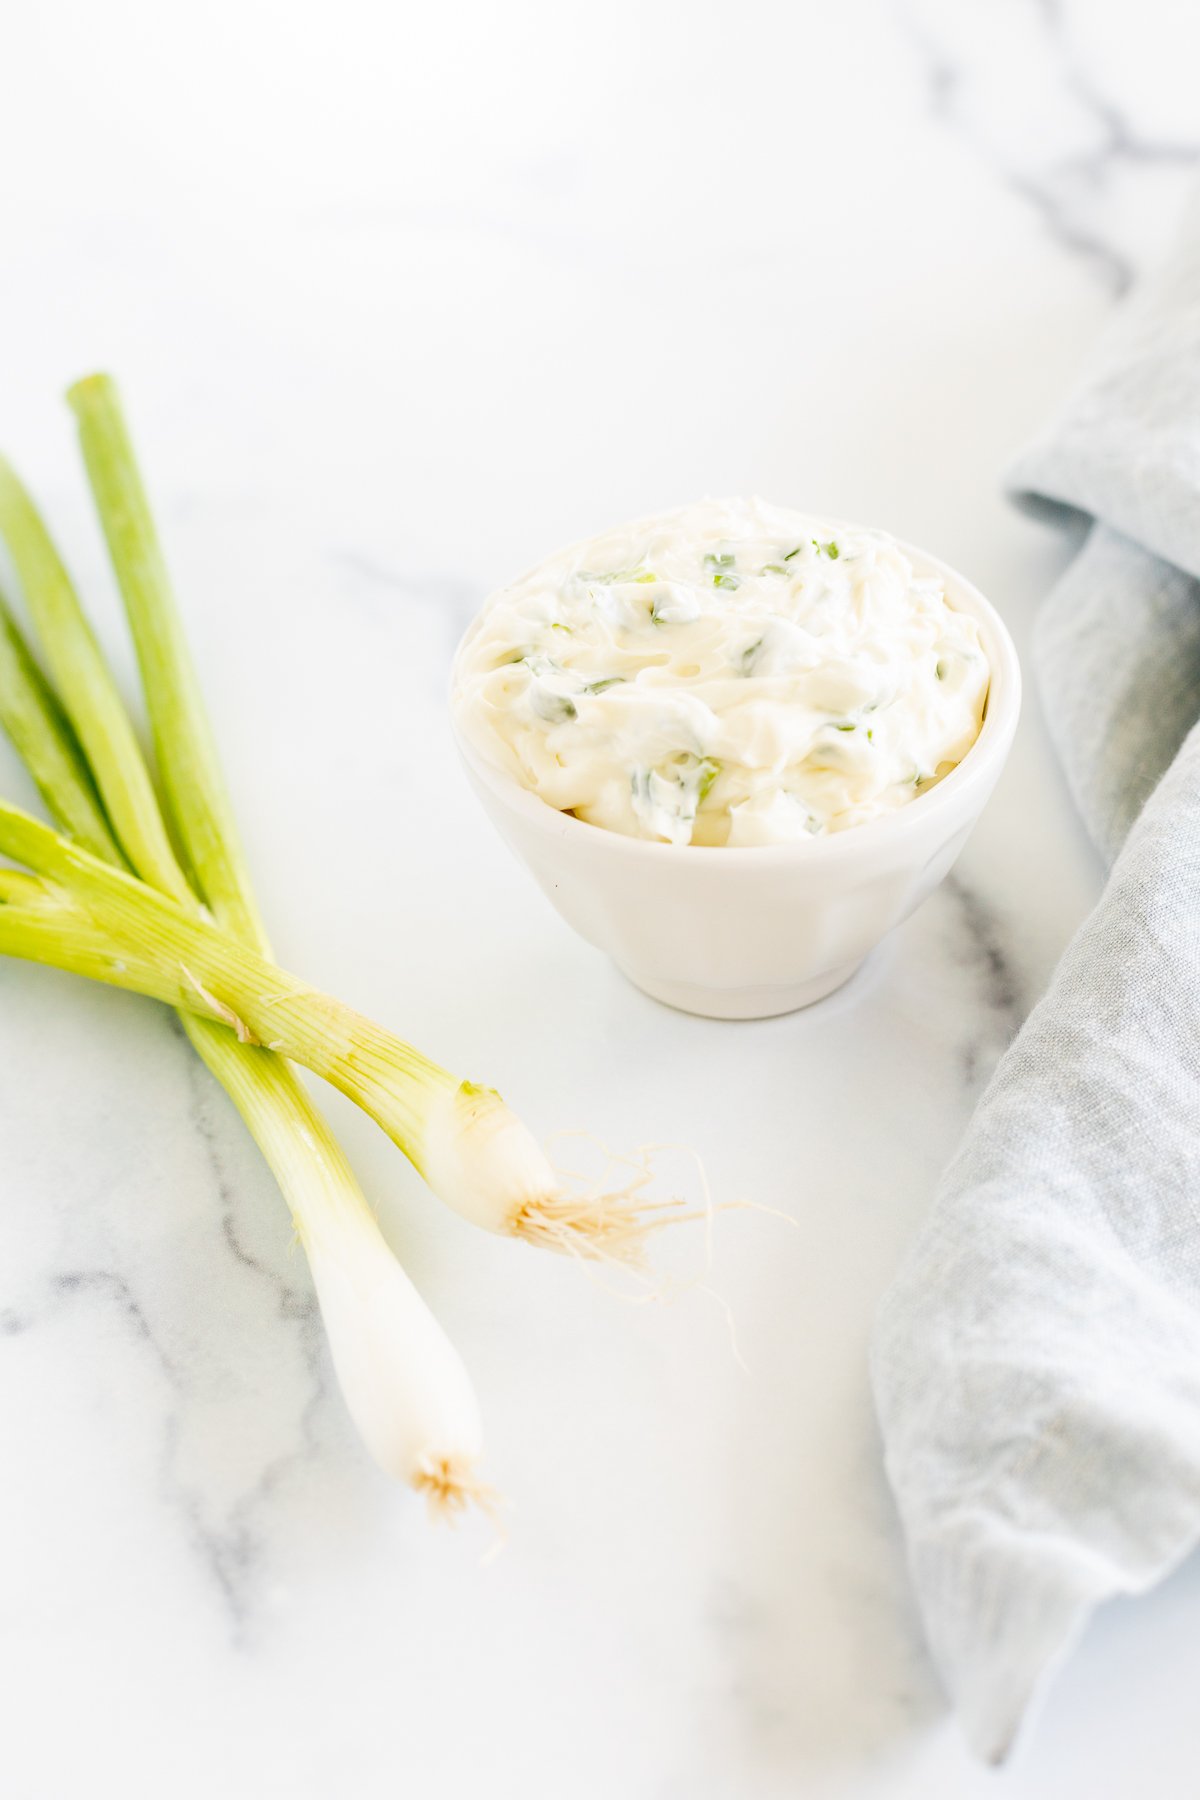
[[871, 195, 1200, 1763]]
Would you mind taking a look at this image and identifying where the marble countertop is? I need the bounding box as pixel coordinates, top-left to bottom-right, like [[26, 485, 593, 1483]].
[[3, 2, 1199, 1794]]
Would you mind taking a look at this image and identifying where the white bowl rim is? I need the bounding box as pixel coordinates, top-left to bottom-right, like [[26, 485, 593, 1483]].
[[450, 523, 1022, 867]]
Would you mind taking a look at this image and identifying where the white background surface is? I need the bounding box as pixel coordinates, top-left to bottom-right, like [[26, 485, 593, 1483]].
[[2, 2, 1198, 1795]]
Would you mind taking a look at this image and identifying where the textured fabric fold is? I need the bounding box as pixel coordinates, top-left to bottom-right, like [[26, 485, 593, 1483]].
[[1009, 187, 1200, 592], [872, 191, 1200, 1762], [1033, 525, 1200, 864]]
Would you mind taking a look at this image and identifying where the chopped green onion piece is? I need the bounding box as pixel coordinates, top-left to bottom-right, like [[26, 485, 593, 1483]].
[[532, 689, 577, 723], [577, 565, 652, 586]]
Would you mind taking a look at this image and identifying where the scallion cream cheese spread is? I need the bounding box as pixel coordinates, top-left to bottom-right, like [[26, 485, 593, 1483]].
[[453, 498, 990, 847]]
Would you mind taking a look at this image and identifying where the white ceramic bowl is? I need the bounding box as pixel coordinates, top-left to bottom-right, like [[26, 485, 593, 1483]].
[[451, 532, 1021, 1019]]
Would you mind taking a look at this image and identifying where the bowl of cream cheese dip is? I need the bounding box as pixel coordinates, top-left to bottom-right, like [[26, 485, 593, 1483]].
[[451, 498, 1020, 1019]]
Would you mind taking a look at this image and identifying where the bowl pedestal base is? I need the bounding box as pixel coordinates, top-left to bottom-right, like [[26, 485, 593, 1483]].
[[618, 956, 866, 1021]]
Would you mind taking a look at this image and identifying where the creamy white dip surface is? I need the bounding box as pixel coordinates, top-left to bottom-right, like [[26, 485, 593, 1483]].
[[453, 498, 990, 848]]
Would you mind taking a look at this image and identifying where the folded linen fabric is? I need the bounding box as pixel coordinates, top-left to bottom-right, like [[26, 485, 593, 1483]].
[[871, 196, 1200, 1763]]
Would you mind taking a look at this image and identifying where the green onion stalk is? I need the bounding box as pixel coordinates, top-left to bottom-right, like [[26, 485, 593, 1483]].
[[0, 415, 486, 1514]]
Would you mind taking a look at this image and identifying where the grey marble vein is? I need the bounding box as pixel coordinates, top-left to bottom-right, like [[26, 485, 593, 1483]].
[[1041, 0, 1198, 175], [942, 872, 1028, 1090], [0, 1010, 342, 1633], [49, 1264, 262, 1624], [902, 0, 1200, 296], [54, 1267, 175, 1368], [175, 1045, 334, 1625], [6, 1261, 256, 1621]]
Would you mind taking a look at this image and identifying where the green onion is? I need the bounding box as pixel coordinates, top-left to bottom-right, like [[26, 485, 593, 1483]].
[[697, 759, 720, 804], [703, 551, 739, 592], [2, 381, 683, 1273], [532, 689, 578, 723], [0, 443, 487, 1511], [576, 565, 653, 586], [0, 668, 483, 1513]]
